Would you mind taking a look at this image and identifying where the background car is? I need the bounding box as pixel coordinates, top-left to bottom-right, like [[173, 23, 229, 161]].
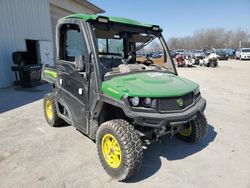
[[151, 52, 163, 58], [193, 50, 206, 58], [170, 50, 177, 58], [216, 49, 229, 60], [176, 49, 186, 55], [224, 48, 236, 59], [192, 50, 206, 65], [203, 48, 216, 56], [183, 51, 193, 67], [201, 53, 218, 67], [235, 48, 250, 60]]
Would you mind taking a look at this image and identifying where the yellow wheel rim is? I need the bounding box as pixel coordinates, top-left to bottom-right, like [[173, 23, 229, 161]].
[[179, 123, 192, 137], [101, 134, 122, 168], [45, 100, 53, 120]]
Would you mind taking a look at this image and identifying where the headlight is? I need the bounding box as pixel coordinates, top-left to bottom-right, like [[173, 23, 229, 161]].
[[128, 97, 153, 108], [129, 97, 140, 106], [142, 98, 152, 108]]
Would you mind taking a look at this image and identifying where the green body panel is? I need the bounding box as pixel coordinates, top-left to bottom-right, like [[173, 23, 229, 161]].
[[63, 14, 161, 30], [102, 72, 198, 100]]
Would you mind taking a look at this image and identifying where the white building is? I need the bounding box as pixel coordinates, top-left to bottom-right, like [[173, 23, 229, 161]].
[[0, 0, 104, 88]]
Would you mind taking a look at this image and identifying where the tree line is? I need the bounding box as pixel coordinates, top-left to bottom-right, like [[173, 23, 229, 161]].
[[167, 28, 250, 50]]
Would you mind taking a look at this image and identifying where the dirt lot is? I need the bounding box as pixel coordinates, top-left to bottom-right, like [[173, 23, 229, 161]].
[[0, 60, 250, 188]]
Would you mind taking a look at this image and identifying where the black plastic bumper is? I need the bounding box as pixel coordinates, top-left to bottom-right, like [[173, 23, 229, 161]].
[[124, 98, 206, 128]]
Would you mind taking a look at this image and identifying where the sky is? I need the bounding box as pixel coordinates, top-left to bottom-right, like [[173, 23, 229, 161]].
[[90, 0, 250, 39]]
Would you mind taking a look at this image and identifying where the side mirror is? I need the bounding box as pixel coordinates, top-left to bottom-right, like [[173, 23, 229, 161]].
[[75, 55, 85, 71]]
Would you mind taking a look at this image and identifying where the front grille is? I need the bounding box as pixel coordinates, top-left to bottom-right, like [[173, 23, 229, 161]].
[[157, 92, 194, 111]]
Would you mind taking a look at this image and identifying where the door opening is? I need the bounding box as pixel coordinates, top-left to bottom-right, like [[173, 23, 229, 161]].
[[26, 39, 38, 64]]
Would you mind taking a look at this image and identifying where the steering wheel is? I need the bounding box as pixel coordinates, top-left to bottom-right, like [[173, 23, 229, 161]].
[[142, 59, 153, 66]]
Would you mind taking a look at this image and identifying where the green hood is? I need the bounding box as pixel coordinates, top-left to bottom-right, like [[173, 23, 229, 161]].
[[102, 72, 199, 100]]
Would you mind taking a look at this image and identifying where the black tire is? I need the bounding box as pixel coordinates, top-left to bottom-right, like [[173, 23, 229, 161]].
[[43, 93, 63, 127], [176, 113, 208, 143], [213, 61, 218, 67], [96, 119, 143, 181]]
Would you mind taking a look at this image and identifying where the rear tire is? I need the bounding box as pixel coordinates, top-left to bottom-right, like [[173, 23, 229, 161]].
[[43, 93, 64, 127], [96, 119, 143, 181], [176, 113, 208, 143]]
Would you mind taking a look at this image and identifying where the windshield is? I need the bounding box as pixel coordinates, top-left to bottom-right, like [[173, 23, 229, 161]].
[[93, 27, 175, 78], [216, 50, 225, 53], [193, 50, 204, 54], [242, 49, 250, 52], [176, 49, 185, 53], [205, 49, 215, 54], [135, 37, 167, 66]]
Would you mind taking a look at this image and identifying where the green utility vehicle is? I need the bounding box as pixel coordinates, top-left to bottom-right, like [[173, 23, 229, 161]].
[[42, 14, 208, 181]]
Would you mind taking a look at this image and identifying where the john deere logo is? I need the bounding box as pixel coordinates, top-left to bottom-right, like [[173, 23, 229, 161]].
[[177, 99, 184, 108]]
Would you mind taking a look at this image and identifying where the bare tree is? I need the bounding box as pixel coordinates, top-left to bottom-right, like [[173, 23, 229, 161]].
[[168, 28, 250, 50]]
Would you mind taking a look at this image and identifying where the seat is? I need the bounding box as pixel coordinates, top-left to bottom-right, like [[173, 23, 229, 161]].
[[100, 58, 122, 69]]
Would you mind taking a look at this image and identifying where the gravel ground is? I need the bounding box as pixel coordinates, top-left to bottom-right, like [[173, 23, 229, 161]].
[[0, 60, 250, 188]]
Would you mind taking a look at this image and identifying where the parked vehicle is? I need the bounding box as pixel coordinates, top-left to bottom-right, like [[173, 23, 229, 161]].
[[224, 48, 236, 59], [216, 49, 228, 60], [235, 48, 250, 60], [151, 52, 163, 58], [170, 50, 177, 58], [176, 49, 186, 55], [203, 48, 215, 56], [175, 54, 185, 67], [183, 51, 193, 67], [192, 50, 206, 65], [41, 14, 208, 181], [201, 53, 218, 67]]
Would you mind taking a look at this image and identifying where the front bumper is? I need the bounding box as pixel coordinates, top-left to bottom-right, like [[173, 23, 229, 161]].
[[217, 56, 228, 60], [241, 55, 250, 60], [124, 98, 206, 128], [194, 56, 204, 60]]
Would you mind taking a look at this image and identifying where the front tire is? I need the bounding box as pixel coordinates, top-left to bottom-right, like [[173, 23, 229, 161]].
[[96, 119, 143, 181], [43, 93, 64, 127], [176, 113, 208, 143]]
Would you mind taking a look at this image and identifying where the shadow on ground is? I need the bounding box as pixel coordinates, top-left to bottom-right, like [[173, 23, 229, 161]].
[[128, 124, 217, 182], [0, 84, 52, 114]]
